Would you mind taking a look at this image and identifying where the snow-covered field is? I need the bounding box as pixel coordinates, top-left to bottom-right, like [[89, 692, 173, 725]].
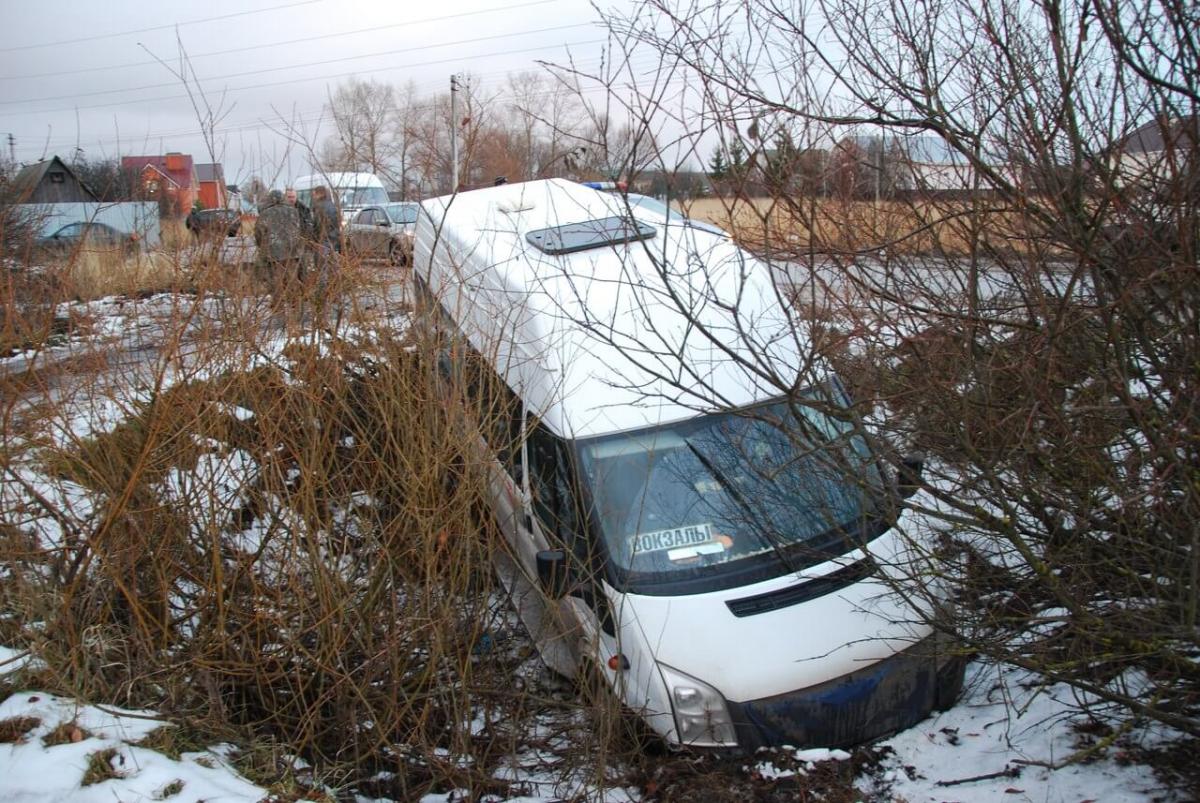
[[0, 288, 1182, 802], [1, 648, 1173, 802]]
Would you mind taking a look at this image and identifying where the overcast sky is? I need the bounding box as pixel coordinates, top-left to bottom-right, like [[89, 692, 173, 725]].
[[0, 0, 631, 187]]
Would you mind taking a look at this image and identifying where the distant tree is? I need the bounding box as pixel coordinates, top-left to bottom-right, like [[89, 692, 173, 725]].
[[244, 176, 269, 206], [71, 156, 133, 202], [576, 114, 660, 180], [828, 139, 872, 199], [727, 139, 748, 182], [793, 148, 829, 196], [763, 132, 799, 193], [708, 145, 727, 180], [324, 78, 398, 176]]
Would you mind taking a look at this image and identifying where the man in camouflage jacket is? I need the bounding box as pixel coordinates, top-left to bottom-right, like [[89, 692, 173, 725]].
[[254, 189, 302, 286]]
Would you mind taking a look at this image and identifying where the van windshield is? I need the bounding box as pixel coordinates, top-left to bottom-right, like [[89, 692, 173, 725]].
[[338, 186, 389, 207], [386, 203, 419, 224], [576, 387, 886, 593]]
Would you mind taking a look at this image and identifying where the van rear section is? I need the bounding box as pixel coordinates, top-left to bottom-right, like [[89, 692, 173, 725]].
[[412, 178, 964, 750]]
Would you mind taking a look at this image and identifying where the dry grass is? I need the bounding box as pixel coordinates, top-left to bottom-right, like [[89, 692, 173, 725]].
[[42, 720, 90, 746], [158, 218, 189, 252], [0, 715, 41, 743], [153, 779, 186, 799], [0, 248, 638, 797], [685, 196, 1038, 256], [56, 248, 185, 300], [135, 726, 208, 761], [82, 747, 125, 785]]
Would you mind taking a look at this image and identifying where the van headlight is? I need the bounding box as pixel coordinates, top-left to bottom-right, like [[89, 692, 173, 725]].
[[658, 664, 738, 747]]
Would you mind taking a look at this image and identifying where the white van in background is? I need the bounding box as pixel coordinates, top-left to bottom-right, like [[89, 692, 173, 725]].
[[294, 172, 389, 222], [413, 179, 964, 750]]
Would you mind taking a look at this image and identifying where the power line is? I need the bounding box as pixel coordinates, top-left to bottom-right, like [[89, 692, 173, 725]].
[[0, 38, 608, 117], [0, 0, 324, 53], [0, 0, 559, 81], [14, 58, 665, 157], [0, 23, 597, 107]]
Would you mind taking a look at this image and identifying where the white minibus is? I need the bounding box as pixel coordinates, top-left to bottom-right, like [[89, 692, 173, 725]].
[[294, 172, 389, 222], [413, 178, 963, 750]]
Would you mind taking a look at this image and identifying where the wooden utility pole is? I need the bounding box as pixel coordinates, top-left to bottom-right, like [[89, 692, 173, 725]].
[[450, 75, 460, 192]]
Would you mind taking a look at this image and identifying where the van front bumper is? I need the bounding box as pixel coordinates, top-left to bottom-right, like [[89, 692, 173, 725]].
[[727, 635, 966, 750]]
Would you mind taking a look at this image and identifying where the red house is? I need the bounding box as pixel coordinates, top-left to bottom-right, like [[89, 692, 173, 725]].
[[121, 152, 198, 215], [195, 163, 227, 209]]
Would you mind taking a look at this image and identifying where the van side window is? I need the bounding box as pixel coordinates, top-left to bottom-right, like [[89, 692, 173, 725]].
[[527, 420, 615, 633], [526, 422, 583, 543], [443, 338, 523, 474]]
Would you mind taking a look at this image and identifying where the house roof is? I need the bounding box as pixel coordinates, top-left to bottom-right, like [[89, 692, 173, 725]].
[[138, 163, 181, 189], [195, 162, 224, 183], [8, 156, 98, 201], [1122, 115, 1199, 154], [121, 153, 196, 189]]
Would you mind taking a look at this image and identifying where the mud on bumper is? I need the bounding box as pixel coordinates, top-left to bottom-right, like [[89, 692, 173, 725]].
[[728, 635, 966, 750]]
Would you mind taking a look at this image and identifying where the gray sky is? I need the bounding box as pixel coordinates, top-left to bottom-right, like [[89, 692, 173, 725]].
[[0, 0, 624, 187]]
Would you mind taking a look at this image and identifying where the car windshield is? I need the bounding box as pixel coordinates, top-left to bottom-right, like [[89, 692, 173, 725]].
[[576, 385, 885, 590], [386, 203, 419, 224], [338, 187, 389, 207]]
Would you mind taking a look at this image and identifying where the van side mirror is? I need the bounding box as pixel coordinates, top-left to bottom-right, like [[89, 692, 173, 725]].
[[536, 549, 571, 599], [898, 453, 925, 499]]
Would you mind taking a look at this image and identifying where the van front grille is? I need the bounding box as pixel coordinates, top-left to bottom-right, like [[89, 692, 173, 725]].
[[725, 557, 877, 617]]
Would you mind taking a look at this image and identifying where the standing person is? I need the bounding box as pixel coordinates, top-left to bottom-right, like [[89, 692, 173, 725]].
[[309, 185, 342, 313], [253, 189, 302, 295], [284, 187, 313, 280]]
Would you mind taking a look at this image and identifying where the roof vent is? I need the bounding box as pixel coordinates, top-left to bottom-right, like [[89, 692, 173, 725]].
[[498, 191, 536, 214]]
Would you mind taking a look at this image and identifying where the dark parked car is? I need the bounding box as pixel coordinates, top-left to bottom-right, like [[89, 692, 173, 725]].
[[345, 203, 419, 264], [34, 221, 140, 256], [186, 208, 242, 238]]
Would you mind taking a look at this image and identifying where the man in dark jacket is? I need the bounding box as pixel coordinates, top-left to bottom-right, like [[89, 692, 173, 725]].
[[253, 190, 302, 290], [285, 187, 313, 279], [310, 184, 342, 290]]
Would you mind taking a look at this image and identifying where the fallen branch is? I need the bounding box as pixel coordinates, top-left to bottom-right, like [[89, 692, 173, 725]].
[[935, 765, 1020, 787]]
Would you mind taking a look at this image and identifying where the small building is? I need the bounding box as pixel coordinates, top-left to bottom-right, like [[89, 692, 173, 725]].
[[834, 133, 1004, 196], [121, 152, 198, 215], [7, 156, 98, 204], [195, 162, 227, 209]]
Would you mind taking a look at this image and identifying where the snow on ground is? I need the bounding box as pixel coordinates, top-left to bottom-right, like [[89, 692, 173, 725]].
[[0, 286, 1182, 801], [858, 662, 1170, 801], [1, 655, 1176, 802], [0, 646, 32, 675], [0, 690, 267, 803]]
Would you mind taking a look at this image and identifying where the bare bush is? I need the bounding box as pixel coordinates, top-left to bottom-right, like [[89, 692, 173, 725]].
[[565, 0, 1200, 748], [0, 246, 641, 797]]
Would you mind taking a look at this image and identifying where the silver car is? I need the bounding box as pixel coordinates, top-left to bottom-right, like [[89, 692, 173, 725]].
[[345, 202, 419, 265]]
